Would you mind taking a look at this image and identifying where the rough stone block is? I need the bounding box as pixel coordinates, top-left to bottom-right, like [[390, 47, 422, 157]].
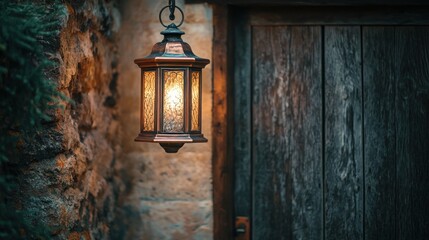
[[124, 152, 212, 201], [139, 200, 213, 240]]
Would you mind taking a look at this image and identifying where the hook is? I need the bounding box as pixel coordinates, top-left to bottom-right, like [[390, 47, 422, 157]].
[[169, 0, 176, 21]]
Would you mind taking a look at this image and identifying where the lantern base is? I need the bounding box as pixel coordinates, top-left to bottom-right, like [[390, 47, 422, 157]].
[[159, 143, 185, 153], [135, 133, 208, 153]]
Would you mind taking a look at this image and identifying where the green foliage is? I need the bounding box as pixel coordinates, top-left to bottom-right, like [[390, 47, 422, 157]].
[[0, 1, 67, 239]]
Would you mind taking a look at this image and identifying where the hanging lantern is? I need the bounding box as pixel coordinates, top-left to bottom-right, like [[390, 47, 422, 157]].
[[134, 1, 209, 153]]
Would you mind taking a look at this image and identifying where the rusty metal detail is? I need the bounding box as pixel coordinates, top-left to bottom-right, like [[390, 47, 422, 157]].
[[235, 216, 250, 240]]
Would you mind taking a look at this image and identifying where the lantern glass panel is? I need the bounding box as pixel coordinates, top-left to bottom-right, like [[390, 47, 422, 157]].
[[162, 70, 185, 133], [143, 71, 156, 131], [191, 71, 200, 131]]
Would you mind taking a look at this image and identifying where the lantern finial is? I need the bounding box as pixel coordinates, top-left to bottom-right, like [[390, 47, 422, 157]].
[[160, 24, 185, 42]]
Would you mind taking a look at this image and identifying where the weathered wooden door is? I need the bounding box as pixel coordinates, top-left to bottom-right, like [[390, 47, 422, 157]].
[[232, 7, 429, 240]]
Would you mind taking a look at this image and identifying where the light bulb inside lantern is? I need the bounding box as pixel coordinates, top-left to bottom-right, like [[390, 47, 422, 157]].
[[163, 70, 184, 132]]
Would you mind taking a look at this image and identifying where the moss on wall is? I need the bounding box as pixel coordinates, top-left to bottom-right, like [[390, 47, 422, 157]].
[[0, 1, 66, 239], [0, 0, 122, 239]]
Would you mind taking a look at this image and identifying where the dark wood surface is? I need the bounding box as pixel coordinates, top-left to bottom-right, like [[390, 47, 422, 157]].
[[324, 26, 363, 240], [246, 6, 429, 25], [187, 0, 429, 6], [363, 27, 397, 240], [394, 27, 429, 240], [233, 10, 252, 219], [252, 26, 322, 240], [212, 4, 234, 240], [211, 5, 429, 240], [364, 26, 429, 240]]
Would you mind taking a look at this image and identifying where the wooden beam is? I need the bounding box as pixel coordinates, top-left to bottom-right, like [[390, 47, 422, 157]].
[[186, 0, 429, 6], [212, 4, 234, 240], [246, 6, 429, 25]]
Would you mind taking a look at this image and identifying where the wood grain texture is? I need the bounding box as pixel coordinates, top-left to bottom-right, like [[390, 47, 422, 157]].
[[247, 7, 429, 26], [233, 10, 252, 219], [394, 27, 429, 240], [186, 0, 429, 6], [220, 7, 429, 240], [252, 26, 322, 240], [364, 26, 429, 240], [324, 26, 363, 240], [363, 27, 397, 240], [212, 4, 234, 240]]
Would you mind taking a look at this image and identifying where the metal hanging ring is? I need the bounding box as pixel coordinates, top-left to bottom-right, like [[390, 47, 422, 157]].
[[159, 5, 184, 28]]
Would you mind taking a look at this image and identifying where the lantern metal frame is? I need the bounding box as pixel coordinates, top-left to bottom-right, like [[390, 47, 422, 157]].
[[134, 2, 209, 153]]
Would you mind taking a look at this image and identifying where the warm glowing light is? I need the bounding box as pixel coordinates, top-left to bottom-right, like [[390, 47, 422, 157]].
[[163, 70, 184, 132], [143, 71, 156, 131], [134, 19, 209, 153], [165, 85, 182, 104], [191, 71, 200, 131]]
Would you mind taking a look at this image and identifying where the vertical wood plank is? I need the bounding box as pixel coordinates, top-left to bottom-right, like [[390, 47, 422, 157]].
[[233, 9, 252, 219], [324, 26, 363, 240], [363, 27, 397, 240], [364, 27, 429, 240], [394, 27, 429, 240], [212, 4, 234, 240], [252, 26, 322, 240]]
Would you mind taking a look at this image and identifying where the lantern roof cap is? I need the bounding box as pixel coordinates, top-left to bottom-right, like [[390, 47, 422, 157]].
[[134, 24, 210, 68], [160, 23, 185, 36]]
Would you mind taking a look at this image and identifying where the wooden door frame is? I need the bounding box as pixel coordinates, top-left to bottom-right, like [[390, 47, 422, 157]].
[[211, 4, 235, 240], [203, 2, 429, 239]]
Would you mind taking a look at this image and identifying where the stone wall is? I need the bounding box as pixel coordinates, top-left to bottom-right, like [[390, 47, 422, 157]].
[[116, 1, 214, 239], [13, 1, 213, 239], [18, 1, 121, 239]]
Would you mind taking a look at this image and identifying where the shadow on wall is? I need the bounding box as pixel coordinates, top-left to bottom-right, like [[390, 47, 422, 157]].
[[115, 0, 213, 239]]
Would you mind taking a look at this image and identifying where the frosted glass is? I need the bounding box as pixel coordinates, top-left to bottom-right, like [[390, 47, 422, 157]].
[[143, 71, 155, 131], [163, 70, 184, 132], [191, 72, 200, 131]]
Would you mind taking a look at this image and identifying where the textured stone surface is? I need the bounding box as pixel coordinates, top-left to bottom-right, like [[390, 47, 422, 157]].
[[139, 200, 213, 240], [13, 1, 213, 239], [116, 1, 213, 239], [125, 152, 212, 201], [16, 1, 121, 239]]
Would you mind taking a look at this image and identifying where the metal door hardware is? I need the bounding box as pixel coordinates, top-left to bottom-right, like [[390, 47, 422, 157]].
[[235, 216, 250, 240]]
